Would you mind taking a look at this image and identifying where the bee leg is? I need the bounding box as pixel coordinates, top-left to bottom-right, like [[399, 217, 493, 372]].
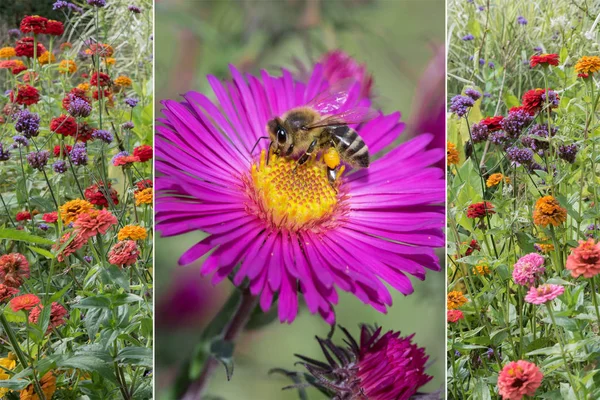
[[327, 167, 338, 193], [293, 139, 318, 174], [266, 141, 275, 166]]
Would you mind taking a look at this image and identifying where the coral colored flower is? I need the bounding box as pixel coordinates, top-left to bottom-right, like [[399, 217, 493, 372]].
[[73, 209, 117, 240], [15, 37, 45, 58], [574, 56, 600, 77], [0, 47, 16, 59], [50, 115, 78, 137], [447, 142, 459, 165], [113, 154, 141, 166], [84, 181, 119, 207], [38, 51, 55, 65], [108, 240, 140, 267], [44, 20, 64, 36], [118, 225, 147, 241], [11, 85, 39, 106], [0, 285, 19, 303], [497, 360, 543, 400], [447, 309, 464, 323], [156, 65, 444, 323], [447, 290, 468, 310], [319, 50, 373, 99], [134, 187, 153, 206], [296, 326, 434, 399], [566, 238, 600, 278], [0, 253, 30, 288], [11, 60, 26, 75], [15, 211, 32, 221], [86, 43, 113, 57], [467, 201, 495, 219], [522, 88, 559, 116], [114, 75, 132, 87], [10, 294, 40, 312], [525, 284, 564, 304], [29, 302, 68, 333], [533, 196, 567, 227], [512, 253, 545, 286], [60, 42, 72, 51], [42, 212, 58, 223], [53, 231, 86, 262], [20, 15, 48, 34], [20, 370, 57, 400], [90, 72, 111, 87], [59, 199, 93, 224], [529, 53, 559, 68], [480, 115, 504, 132], [133, 145, 153, 162], [58, 59, 77, 74]]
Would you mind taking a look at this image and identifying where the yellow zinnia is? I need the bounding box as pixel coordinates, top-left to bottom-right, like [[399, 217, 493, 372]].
[[118, 225, 147, 241], [532, 195, 567, 227], [114, 75, 132, 87], [60, 199, 93, 224], [38, 51, 56, 65], [575, 56, 600, 77], [58, 59, 77, 74], [0, 47, 16, 59], [447, 142, 459, 166], [20, 371, 56, 400], [447, 290, 468, 310], [134, 188, 153, 206]]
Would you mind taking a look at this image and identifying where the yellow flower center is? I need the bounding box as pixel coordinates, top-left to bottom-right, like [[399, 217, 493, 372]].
[[249, 150, 341, 230]]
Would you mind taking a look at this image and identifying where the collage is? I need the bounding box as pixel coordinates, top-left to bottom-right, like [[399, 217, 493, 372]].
[[0, 0, 599, 399]]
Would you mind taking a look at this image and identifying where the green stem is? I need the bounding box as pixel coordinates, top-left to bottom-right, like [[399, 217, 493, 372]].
[[546, 305, 580, 400]]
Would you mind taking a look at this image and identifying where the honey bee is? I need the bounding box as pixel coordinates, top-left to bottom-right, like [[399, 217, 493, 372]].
[[255, 81, 378, 186]]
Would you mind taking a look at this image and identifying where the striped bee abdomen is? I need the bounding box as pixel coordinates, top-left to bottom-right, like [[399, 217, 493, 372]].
[[331, 126, 369, 168]]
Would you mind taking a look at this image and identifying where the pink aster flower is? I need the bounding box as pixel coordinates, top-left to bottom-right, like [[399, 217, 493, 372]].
[[156, 64, 444, 324], [320, 50, 373, 99], [0, 253, 30, 288], [524, 284, 564, 305], [512, 253, 545, 286], [73, 209, 117, 240], [497, 360, 543, 400], [108, 240, 140, 267], [289, 325, 435, 399]]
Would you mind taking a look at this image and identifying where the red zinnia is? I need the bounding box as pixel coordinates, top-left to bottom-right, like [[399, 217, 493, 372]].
[[0, 284, 19, 303], [467, 201, 495, 219], [522, 88, 558, 116], [84, 181, 120, 207], [15, 37, 46, 58], [53, 144, 72, 158], [76, 122, 96, 143], [92, 89, 112, 100], [480, 115, 504, 132], [11, 85, 39, 106], [133, 145, 153, 162], [50, 115, 78, 136], [465, 239, 480, 256], [447, 310, 464, 323], [42, 212, 58, 223], [136, 179, 153, 191], [16, 211, 32, 221], [113, 155, 141, 166], [10, 294, 40, 312], [529, 53, 559, 68], [20, 15, 48, 34], [44, 20, 64, 36], [90, 72, 111, 87]]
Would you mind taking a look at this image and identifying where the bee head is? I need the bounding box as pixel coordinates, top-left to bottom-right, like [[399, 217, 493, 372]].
[[267, 117, 293, 155]]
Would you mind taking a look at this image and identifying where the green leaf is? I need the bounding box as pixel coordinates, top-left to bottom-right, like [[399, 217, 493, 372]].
[[74, 296, 112, 309], [0, 379, 29, 390], [56, 355, 116, 383], [0, 229, 54, 245], [27, 245, 55, 259], [472, 379, 492, 400], [100, 265, 130, 291], [116, 346, 152, 367]]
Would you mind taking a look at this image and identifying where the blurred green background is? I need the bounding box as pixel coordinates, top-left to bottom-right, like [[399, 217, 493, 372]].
[[155, 0, 445, 398]]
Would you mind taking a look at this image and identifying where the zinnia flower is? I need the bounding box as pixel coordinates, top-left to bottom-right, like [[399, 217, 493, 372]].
[[447, 142, 459, 165], [512, 253, 545, 286], [16, 211, 32, 222], [53, 231, 87, 262], [156, 64, 444, 323], [291, 326, 434, 399], [84, 181, 119, 207], [466, 201, 495, 219], [20, 15, 48, 34], [90, 72, 111, 87], [486, 173, 504, 187], [20, 371, 57, 400], [447, 309, 464, 323], [53, 144, 72, 158], [38, 51, 55, 65], [524, 284, 564, 304], [0, 355, 16, 397], [533, 196, 567, 227], [574, 56, 600, 77], [133, 144, 153, 162], [85, 42, 113, 57], [44, 20, 64, 36], [29, 302, 68, 333], [0, 253, 30, 288], [522, 88, 559, 116], [529, 53, 559, 68], [0, 47, 16, 59], [11, 85, 39, 106], [447, 290, 468, 309], [566, 238, 600, 278], [15, 37, 45, 58], [497, 360, 543, 400], [108, 240, 140, 267], [58, 59, 77, 74], [134, 187, 152, 206], [480, 115, 504, 132], [0, 284, 19, 303], [114, 75, 133, 87], [42, 212, 58, 223], [50, 115, 78, 137], [59, 199, 93, 224], [118, 225, 147, 241], [73, 209, 117, 240], [472, 264, 490, 275], [10, 294, 40, 312]]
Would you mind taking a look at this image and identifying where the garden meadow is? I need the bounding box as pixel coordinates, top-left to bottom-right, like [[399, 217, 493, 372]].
[[448, 0, 600, 399], [0, 1, 153, 399]]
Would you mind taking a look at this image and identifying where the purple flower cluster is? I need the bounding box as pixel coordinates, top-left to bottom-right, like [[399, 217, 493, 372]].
[[470, 122, 489, 143], [128, 5, 141, 13], [501, 108, 533, 138], [27, 150, 50, 170], [449, 95, 475, 117], [7, 29, 20, 39], [121, 121, 135, 130], [87, 0, 106, 7], [558, 144, 578, 164], [489, 131, 510, 148], [125, 97, 139, 108], [465, 88, 482, 100], [38, 223, 49, 231], [517, 16, 528, 25], [506, 146, 534, 167], [521, 124, 555, 153], [68, 96, 92, 118], [92, 129, 114, 143], [15, 110, 41, 138], [70, 143, 88, 166], [0, 143, 10, 161], [586, 224, 599, 238], [53, 0, 83, 12], [12, 135, 29, 147], [541, 90, 559, 108], [462, 34, 475, 41], [52, 160, 68, 174]]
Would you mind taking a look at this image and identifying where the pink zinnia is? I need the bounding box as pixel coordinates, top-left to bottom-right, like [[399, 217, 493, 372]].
[[108, 240, 140, 267], [497, 360, 543, 400], [53, 231, 87, 262], [0, 253, 30, 288], [447, 309, 464, 323], [29, 302, 68, 334], [566, 238, 600, 278], [10, 294, 40, 312], [524, 284, 564, 305], [73, 209, 117, 240], [512, 253, 545, 286], [0, 284, 19, 303], [156, 64, 444, 324]]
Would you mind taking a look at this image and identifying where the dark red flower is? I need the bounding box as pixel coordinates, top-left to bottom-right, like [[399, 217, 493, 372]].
[[42, 212, 58, 223], [15, 37, 46, 58], [16, 211, 32, 221], [90, 72, 111, 87], [530, 53, 559, 68], [53, 144, 72, 158], [10, 85, 39, 106], [29, 302, 68, 334], [465, 239, 481, 256], [76, 122, 96, 142], [92, 89, 111, 100], [133, 145, 153, 162], [467, 202, 495, 219], [12, 64, 27, 75], [50, 115, 78, 137], [44, 20, 64, 36], [480, 115, 504, 132], [20, 15, 48, 34], [84, 181, 119, 207], [136, 179, 153, 191], [522, 89, 558, 116]]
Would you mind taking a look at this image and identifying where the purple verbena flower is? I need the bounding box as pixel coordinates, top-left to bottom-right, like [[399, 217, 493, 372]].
[[465, 88, 481, 100], [7, 29, 21, 39], [470, 122, 489, 143], [53, 0, 69, 9], [15, 110, 41, 138], [68, 96, 92, 118], [0, 143, 10, 161], [92, 129, 113, 143], [558, 144, 578, 164], [479, 58, 486, 66], [488, 61, 495, 69], [122, 121, 135, 130], [517, 16, 528, 25], [489, 131, 510, 148], [83, 255, 93, 263], [125, 97, 139, 108], [39, 223, 49, 231], [462, 34, 475, 41], [450, 95, 475, 117], [87, 0, 106, 6], [27, 150, 50, 170], [12, 135, 29, 147], [506, 146, 534, 167], [70, 143, 88, 166], [541, 90, 560, 108], [128, 5, 141, 13], [501, 107, 533, 138], [52, 160, 68, 174]]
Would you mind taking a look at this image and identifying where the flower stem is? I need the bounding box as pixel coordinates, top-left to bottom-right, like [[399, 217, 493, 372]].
[[546, 304, 580, 400], [181, 289, 258, 400], [590, 277, 600, 328]]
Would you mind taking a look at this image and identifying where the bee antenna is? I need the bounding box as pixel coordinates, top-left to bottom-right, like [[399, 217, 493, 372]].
[[250, 136, 270, 155]]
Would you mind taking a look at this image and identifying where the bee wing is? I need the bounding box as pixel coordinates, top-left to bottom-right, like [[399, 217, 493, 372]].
[[305, 78, 363, 115], [302, 107, 380, 130]]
